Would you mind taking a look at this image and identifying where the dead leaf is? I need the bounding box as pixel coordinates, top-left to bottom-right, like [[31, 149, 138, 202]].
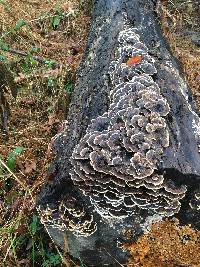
[[48, 114, 60, 126], [127, 55, 143, 66], [14, 72, 27, 83], [24, 160, 37, 174], [196, 75, 200, 82], [17, 259, 30, 266], [19, 96, 37, 107], [11, 197, 23, 214]]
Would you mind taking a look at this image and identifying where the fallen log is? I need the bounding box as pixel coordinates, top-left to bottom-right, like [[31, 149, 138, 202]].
[[37, 0, 200, 266]]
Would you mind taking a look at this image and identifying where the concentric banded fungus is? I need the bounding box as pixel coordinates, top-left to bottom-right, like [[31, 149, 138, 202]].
[[69, 27, 187, 230], [37, 198, 97, 237]]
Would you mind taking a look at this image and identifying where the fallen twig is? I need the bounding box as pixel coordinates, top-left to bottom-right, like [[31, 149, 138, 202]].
[[1, 47, 62, 68]]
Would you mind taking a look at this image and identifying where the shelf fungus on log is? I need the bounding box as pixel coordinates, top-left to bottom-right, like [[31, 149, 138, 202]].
[[37, 1, 200, 266], [70, 28, 186, 220], [38, 197, 97, 237]]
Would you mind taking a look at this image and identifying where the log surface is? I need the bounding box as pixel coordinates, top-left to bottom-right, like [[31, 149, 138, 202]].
[[37, 0, 200, 266]]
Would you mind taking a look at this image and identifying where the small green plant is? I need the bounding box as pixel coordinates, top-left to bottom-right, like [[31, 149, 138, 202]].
[[1, 214, 64, 266], [15, 19, 28, 30], [20, 53, 37, 74], [64, 81, 74, 94], [52, 15, 62, 29], [51, 6, 69, 30], [7, 146, 24, 171], [43, 251, 62, 267], [28, 214, 38, 267], [28, 214, 62, 266], [0, 55, 7, 61], [0, 41, 10, 51]]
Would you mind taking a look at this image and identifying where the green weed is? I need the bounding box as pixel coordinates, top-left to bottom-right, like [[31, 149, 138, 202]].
[[7, 146, 23, 171]]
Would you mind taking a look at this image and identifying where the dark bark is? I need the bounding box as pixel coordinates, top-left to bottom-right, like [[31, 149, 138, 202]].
[[37, 0, 200, 266]]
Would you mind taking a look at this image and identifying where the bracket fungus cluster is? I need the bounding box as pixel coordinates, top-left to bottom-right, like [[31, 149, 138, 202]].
[[69, 28, 187, 230], [36, 2, 200, 264], [38, 197, 97, 237]]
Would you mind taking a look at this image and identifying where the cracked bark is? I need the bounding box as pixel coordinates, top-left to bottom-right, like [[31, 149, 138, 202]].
[[37, 0, 200, 266]]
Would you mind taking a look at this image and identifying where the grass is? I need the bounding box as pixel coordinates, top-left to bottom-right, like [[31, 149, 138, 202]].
[[0, 0, 91, 266]]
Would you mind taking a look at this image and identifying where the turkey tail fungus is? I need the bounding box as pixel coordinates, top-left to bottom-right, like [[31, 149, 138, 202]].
[[37, 0, 200, 266]]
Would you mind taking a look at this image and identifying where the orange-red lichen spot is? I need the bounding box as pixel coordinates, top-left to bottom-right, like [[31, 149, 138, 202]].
[[127, 55, 143, 66]]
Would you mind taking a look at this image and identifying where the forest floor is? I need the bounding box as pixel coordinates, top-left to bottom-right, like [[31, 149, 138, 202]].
[[0, 1, 199, 267], [0, 1, 91, 266], [159, 1, 200, 107]]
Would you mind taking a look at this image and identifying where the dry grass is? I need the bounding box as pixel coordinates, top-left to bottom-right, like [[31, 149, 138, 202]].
[[159, 0, 200, 106], [0, 0, 89, 64], [0, 0, 90, 266]]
